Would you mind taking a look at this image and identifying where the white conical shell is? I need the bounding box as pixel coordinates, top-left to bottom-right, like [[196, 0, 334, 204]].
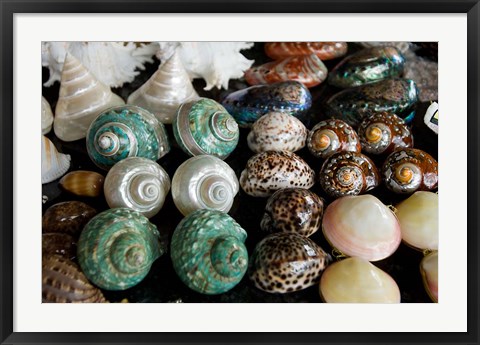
[[395, 191, 438, 251], [127, 50, 199, 124], [42, 136, 71, 184], [320, 257, 401, 303], [420, 251, 438, 302], [41, 96, 54, 135], [172, 155, 239, 216], [53, 53, 125, 142], [104, 157, 171, 218]]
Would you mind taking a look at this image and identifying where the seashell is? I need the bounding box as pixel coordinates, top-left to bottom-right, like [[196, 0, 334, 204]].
[[171, 155, 239, 216], [249, 232, 330, 293], [104, 157, 171, 218], [307, 119, 361, 159], [53, 53, 125, 142], [423, 101, 439, 134], [42, 136, 71, 184], [42, 255, 107, 303], [127, 50, 199, 124], [173, 98, 239, 159], [382, 148, 438, 194], [328, 46, 405, 88], [222, 81, 312, 127], [322, 194, 402, 261], [240, 151, 315, 197], [358, 112, 413, 155], [358, 41, 412, 54], [170, 209, 248, 295], [244, 54, 328, 88], [86, 105, 170, 170], [325, 78, 419, 127], [260, 188, 324, 237], [42, 201, 97, 238], [42, 233, 77, 260], [247, 112, 308, 153], [42, 96, 54, 134], [319, 151, 380, 198], [59, 170, 105, 197], [264, 42, 348, 61], [77, 208, 163, 290], [420, 251, 438, 302], [319, 257, 401, 303], [395, 191, 438, 251]]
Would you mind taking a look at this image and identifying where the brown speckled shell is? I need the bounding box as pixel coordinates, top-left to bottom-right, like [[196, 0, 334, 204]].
[[319, 151, 380, 198], [240, 151, 315, 197], [42, 255, 107, 303], [265, 42, 348, 61], [249, 233, 330, 293], [307, 119, 361, 159], [42, 233, 77, 260], [42, 201, 97, 238], [382, 148, 438, 194], [59, 170, 105, 197], [358, 112, 413, 155], [261, 188, 325, 237]]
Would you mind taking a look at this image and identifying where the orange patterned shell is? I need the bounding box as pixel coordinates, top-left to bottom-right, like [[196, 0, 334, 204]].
[[265, 42, 348, 60]]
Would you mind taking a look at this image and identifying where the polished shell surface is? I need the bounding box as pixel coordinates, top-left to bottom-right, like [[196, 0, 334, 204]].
[[420, 251, 438, 302]]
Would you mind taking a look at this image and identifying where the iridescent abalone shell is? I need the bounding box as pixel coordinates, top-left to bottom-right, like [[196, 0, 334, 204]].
[[170, 209, 248, 295], [173, 98, 239, 159], [328, 46, 405, 88], [244, 54, 328, 88], [264, 42, 348, 60], [221, 81, 312, 127], [325, 78, 419, 127], [86, 105, 170, 170]]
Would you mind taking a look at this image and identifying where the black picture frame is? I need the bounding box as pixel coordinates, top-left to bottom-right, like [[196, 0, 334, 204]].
[[1, 1, 479, 344]]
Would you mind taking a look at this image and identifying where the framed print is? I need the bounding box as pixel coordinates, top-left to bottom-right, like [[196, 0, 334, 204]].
[[1, 1, 479, 344]]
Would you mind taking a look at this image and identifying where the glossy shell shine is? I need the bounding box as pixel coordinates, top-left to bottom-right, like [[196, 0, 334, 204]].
[[264, 42, 348, 60], [59, 170, 105, 197]]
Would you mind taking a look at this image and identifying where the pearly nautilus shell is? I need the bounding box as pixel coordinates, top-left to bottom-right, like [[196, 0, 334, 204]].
[[171, 155, 239, 216], [42, 135, 71, 184], [53, 53, 125, 142], [104, 157, 171, 218], [42, 96, 54, 135], [127, 50, 199, 124]]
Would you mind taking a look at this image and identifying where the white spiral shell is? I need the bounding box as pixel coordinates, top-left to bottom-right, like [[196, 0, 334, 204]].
[[42, 96, 54, 135], [42, 136, 71, 184], [171, 155, 239, 216], [104, 157, 171, 218]]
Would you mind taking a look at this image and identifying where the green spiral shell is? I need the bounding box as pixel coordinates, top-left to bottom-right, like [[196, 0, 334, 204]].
[[77, 208, 163, 290], [170, 209, 248, 294]]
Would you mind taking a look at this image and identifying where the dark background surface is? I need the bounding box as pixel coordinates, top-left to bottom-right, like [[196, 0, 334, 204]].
[[42, 42, 438, 303]]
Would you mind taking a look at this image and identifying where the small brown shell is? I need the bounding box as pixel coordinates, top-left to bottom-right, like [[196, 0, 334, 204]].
[[249, 233, 331, 293], [59, 170, 105, 197], [264, 42, 348, 61], [319, 151, 380, 198], [260, 188, 324, 237], [42, 201, 97, 238], [307, 119, 361, 159], [358, 112, 413, 155], [42, 233, 77, 260], [382, 148, 438, 194], [42, 255, 107, 303]]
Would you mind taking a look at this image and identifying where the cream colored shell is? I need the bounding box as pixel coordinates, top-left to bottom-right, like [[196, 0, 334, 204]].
[[42, 96, 54, 135], [42, 135, 71, 184], [420, 251, 438, 302]]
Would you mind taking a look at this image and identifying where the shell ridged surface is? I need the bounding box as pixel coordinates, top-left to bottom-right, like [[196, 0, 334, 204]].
[[173, 98, 239, 159], [247, 112, 308, 153], [264, 42, 348, 60], [59, 170, 105, 197], [307, 119, 361, 159], [53, 53, 125, 142], [42, 96, 54, 135], [222, 81, 312, 127], [320, 257, 401, 303], [42, 255, 107, 303], [172, 155, 239, 216], [249, 232, 330, 293], [245, 54, 328, 88], [86, 105, 170, 170], [382, 148, 438, 194], [42, 201, 97, 238], [328, 46, 405, 88], [261, 188, 324, 237], [319, 151, 380, 198], [77, 208, 163, 290], [104, 157, 171, 218], [170, 209, 248, 295], [322, 195, 402, 261], [127, 50, 199, 124], [420, 251, 438, 302], [240, 151, 315, 197], [42, 136, 71, 184]]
